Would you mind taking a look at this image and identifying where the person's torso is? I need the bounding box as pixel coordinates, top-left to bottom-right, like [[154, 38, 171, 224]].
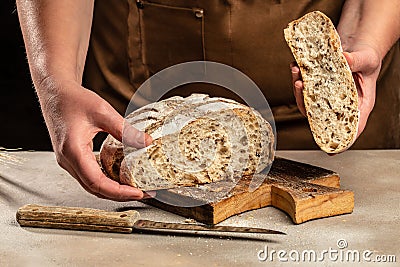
[[87, 0, 344, 107]]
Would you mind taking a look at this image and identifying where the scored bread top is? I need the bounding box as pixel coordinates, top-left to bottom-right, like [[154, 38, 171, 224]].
[[284, 11, 359, 153], [100, 94, 275, 190]]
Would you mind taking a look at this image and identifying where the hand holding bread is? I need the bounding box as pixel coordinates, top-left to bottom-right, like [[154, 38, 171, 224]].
[[341, 45, 381, 137], [37, 79, 152, 201], [285, 11, 365, 153]]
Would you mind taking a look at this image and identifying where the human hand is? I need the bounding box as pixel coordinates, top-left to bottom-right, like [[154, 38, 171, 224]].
[[38, 79, 153, 201], [290, 44, 381, 138]]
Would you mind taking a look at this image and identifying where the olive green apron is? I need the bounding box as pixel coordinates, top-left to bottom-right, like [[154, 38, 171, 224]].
[[84, 0, 400, 149]]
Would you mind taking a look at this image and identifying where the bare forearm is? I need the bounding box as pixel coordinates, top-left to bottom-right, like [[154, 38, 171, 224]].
[[16, 0, 94, 89], [338, 0, 400, 60]]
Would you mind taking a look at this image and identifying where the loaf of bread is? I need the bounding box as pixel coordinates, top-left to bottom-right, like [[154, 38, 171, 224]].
[[100, 94, 275, 191], [284, 11, 359, 153]]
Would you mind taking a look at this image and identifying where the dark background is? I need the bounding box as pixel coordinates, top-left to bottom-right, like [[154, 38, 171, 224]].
[[1, 1, 52, 150]]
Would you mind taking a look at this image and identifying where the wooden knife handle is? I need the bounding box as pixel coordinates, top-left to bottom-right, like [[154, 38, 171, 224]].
[[16, 204, 140, 233]]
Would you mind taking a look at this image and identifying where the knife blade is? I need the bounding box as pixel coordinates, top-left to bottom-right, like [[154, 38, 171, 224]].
[[133, 219, 285, 235], [16, 204, 285, 235]]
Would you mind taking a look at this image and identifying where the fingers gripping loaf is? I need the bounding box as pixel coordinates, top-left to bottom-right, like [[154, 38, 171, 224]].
[[100, 94, 275, 191], [99, 96, 184, 181], [284, 11, 359, 153]]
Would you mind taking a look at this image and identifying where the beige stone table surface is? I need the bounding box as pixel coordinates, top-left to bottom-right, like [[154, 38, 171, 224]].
[[0, 150, 399, 266]]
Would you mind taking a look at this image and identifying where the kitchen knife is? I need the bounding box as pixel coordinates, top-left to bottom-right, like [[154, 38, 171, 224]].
[[16, 204, 285, 235]]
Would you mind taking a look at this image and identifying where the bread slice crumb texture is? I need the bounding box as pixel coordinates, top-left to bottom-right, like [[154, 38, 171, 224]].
[[284, 11, 359, 153]]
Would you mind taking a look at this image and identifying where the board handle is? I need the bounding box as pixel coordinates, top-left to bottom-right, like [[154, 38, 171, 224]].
[[16, 204, 140, 233]]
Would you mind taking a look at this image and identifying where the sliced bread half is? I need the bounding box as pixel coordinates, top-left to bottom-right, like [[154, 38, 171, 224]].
[[100, 94, 275, 191]]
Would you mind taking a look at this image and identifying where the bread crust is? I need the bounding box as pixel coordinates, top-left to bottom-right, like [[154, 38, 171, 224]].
[[99, 135, 123, 181]]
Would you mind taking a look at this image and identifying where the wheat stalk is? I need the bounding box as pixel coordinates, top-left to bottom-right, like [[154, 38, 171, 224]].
[[0, 147, 25, 167]]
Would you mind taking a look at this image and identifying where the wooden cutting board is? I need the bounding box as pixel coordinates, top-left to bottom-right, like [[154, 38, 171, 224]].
[[143, 157, 354, 224]]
